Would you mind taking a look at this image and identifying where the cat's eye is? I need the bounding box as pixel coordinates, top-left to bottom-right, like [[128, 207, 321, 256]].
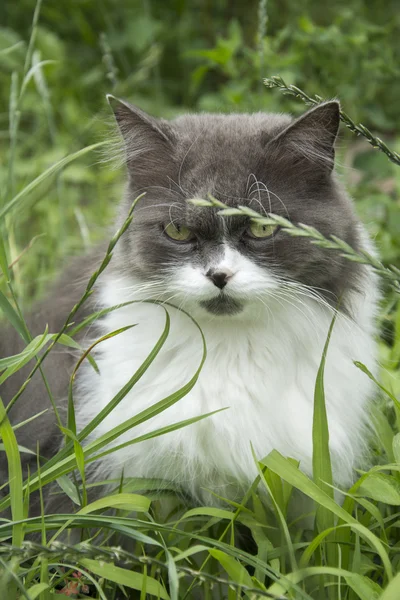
[[164, 222, 193, 242], [247, 222, 278, 239]]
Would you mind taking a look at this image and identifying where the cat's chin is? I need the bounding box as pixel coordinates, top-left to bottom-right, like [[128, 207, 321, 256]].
[[199, 294, 243, 316]]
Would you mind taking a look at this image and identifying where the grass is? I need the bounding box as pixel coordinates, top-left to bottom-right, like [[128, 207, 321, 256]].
[[1, 2, 400, 599]]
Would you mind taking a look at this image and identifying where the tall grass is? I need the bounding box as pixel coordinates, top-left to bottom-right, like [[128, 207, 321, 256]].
[[1, 3, 400, 600]]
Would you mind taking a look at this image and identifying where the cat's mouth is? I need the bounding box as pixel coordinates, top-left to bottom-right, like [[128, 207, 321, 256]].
[[199, 294, 243, 316]]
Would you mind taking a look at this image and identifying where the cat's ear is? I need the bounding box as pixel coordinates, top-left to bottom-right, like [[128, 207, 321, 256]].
[[107, 95, 177, 178], [265, 101, 340, 173]]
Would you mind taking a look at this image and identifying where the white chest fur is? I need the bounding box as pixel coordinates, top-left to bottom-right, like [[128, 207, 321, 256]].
[[75, 268, 378, 505]]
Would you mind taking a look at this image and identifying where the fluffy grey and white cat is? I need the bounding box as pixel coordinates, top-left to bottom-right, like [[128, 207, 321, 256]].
[[1, 99, 378, 511]]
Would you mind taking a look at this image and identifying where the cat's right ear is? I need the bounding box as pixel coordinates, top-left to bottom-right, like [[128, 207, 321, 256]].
[[264, 101, 340, 174], [107, 95, 177, 178]]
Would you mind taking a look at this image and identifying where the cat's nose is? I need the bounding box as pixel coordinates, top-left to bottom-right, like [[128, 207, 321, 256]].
[[206, 268, 233, 289]]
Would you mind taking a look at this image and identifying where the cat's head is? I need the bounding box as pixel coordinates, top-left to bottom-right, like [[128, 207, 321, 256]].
[[108, 97, 361, 317]]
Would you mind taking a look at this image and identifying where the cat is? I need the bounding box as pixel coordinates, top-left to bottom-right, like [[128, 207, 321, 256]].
[[0, 99, 378, 514]]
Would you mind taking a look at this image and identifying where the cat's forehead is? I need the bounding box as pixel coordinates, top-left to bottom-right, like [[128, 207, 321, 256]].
[[169, 112, 293, 197], [173, 113, 291, 162]]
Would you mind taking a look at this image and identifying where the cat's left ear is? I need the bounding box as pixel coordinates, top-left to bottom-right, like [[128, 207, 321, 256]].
[[107, 95, 177, 179], [265, 101, 340, 172]]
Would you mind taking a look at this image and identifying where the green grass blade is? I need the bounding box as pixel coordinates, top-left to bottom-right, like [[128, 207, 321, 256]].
[[0, 303, 206, 510], [0, 556, 30, 600], [0, 142, 106, 221], [255, 457, 297, 573], [312, 314, 337, 595], [0, 235, 10, 281], [0, 395, 24, 547], [354, 360, 400, 411], [0, 328, 49, 384], [208, 548, 253, 589], [313, 314, 336, 504], [262, 450, 393, 580], [66, 325, 135, 437], [20, 60, 56, 98], [77, 305, 171, 442], [88, 408, 226, 463], [0, 289, 28, 341]]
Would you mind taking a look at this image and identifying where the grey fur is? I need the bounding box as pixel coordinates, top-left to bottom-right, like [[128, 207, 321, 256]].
[[0, 101, 362, 516]]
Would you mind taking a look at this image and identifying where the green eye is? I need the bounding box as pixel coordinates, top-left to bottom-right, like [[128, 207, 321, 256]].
[[164, 222, 193, 242], [248, 221, 278, 239]]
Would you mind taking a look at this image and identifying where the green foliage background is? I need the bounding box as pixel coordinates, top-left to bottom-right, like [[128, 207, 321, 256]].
[[2, 1, 400, 598]]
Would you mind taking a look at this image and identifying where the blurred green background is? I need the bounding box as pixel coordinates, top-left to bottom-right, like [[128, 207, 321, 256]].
[[1, 0, 400, 316]]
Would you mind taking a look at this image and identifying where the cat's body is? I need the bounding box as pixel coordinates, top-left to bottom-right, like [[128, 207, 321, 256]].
[[0, 100, 379, 511], [77, 263, 377, 505]]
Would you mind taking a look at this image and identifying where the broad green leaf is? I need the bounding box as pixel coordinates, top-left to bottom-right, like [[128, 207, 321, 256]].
[[166, 550, 179, 600], [358, 473, 400, 505], [55, 475, 81, 506], [27, 582, 50, 599], [50, 493, 151, 542], [76, 492, 151, 514], [393, 432, 400, 463], [209, 549, 254, 589], [351, 496, 386, 533], [371, 404, 395, 461], [355, 360, 400, 411], [380, 572, 400, 600], [262, 467, 285, 514], [268, 566, 381, 599], [79, 559, 170, 599], [180, 507, 235, 522]]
